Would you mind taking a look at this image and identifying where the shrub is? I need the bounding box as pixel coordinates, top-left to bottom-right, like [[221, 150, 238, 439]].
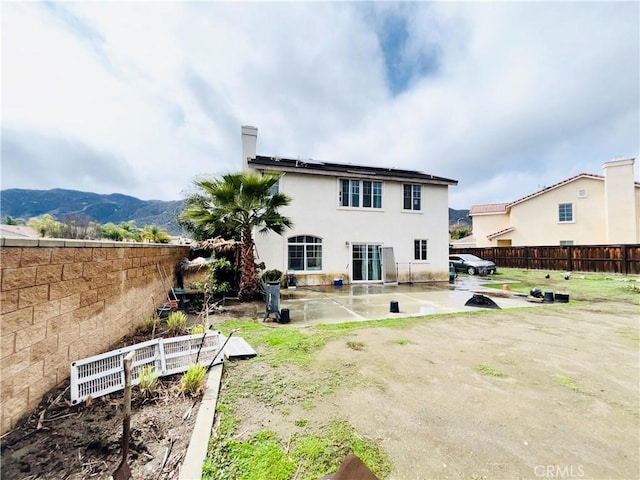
[[262, 269, 283, 283], [138, 365, 159, 396], [191, 324, 205, 335], [138, 315, 159, 334], [167, 311, 187, 335], [180, 363, 207, 396]]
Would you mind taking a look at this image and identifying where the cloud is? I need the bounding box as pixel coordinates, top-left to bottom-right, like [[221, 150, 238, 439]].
[[1, 129, 139, 192], [2, 1, 638, 209]]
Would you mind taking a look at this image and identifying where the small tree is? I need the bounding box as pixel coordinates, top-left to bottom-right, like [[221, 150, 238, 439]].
[[182, 172, 293, 301], [142, 225, 172, 243], [27, 214, 64, 238]]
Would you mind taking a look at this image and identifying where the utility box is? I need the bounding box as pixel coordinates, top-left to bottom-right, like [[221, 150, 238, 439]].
[[264, 282, 281, 322]]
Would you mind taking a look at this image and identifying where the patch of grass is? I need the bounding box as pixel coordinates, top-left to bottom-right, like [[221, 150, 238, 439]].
[[217, 319, 344, 367], [346, 341, 365, 351], [476, 364, 504, 377], [204, 430, 295, 480], [490, 269, 640, 305], [554, 374, 579, 391], [203, 419, 391, 480], [393, 338, 410, 345], [294, 418, 308, 427]]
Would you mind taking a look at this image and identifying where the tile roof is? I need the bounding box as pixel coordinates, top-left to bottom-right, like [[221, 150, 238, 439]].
[[487, 226, 515, 239], [468, 203, 508, 215], [507, 173, 604, 207], [248, 156, 458, 186]]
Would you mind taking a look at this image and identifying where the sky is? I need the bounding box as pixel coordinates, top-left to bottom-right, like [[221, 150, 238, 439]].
[[2, 1, 639, 210]]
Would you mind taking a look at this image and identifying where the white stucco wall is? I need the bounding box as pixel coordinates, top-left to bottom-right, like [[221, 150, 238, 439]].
[[253, 172, 451, 284]]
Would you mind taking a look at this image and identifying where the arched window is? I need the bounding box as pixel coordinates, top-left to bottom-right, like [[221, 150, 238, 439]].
[[288, 235, 322, 271]]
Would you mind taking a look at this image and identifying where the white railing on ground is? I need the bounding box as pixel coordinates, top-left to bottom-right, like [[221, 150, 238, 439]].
[[70, 331, 224, 404]]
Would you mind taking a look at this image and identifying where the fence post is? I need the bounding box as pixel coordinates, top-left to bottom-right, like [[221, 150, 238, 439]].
[[622, 245, 628, 275], [567, 246, 573, 272], [525, 246, 529, 270]]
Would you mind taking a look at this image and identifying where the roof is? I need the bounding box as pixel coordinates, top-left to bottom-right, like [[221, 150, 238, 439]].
[[507, 173, 605, 207], [0, 225, 39, 239], [469, 172, 622, 214], [468, 203, 508, 216], [248, 156, 458, 186], [450, 235, 476, 248], [486, 226, 515, 239]]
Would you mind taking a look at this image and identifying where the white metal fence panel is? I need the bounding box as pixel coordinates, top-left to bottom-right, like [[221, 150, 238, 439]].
[[70, 331, 224, 405]]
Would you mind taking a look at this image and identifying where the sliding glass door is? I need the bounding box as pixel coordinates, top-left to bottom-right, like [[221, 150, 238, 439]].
[[352, 244, 382, 282]]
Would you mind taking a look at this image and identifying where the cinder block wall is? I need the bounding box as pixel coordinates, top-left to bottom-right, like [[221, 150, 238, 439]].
[[0, 239, 190, 434]]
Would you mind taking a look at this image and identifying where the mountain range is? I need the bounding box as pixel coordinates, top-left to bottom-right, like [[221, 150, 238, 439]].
[[0, 188, 470, 236]]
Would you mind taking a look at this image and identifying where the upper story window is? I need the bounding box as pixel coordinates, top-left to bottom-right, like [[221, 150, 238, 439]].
[[261, 172, 280, 195], [560, 240, 574, 246], [339, 179, 382, 209], [288, 235, 322, 271], [403, 184, 421, 211], [558, 203, 573, 222]]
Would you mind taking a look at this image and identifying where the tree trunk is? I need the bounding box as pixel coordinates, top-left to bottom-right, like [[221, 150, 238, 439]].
[[238, 225, 258, 301]]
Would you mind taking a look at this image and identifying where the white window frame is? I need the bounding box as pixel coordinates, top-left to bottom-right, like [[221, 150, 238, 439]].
[[287, 235, 323, 271], [403, 184, 422, 211], [558, 203, 574, 223], [339, 179, 383, 209]]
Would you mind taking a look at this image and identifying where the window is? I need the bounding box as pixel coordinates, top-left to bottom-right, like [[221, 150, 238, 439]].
[[288, 235, 322, 271], [414, 239, 428, 260], [339, 179, 382, 209], [261, 172, 280, 195], [558, 203, 573, 222], [269, 179, 280, 196], [560, 240, 574, 246], [403, 184, 421, 211]]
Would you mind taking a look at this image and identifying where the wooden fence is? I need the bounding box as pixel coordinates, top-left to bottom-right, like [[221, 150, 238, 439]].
[[450, 245, 640, 275]]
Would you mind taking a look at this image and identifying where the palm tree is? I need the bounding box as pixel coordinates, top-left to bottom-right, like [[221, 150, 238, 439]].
[[182, 172, 293, 301]]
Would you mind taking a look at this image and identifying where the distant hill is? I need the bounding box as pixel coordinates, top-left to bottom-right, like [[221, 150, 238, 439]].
[[449, 208, 470, 226], [0, 188, 186, 235], [1, 188, 471, 235]]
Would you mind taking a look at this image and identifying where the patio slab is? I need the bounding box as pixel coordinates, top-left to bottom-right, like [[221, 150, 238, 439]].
[[276, 276, 544, 326]]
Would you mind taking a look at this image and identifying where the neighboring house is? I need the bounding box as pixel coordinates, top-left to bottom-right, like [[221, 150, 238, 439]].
[[241, 126, 458, 285], [450, 234, 476, 249], [469, 158, 640, 247], [0, 224, 39, 239]]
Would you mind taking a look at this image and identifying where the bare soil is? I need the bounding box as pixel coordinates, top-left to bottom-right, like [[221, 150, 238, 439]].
[[0, 300, 262, 480], [2, 300, 638, 480], [223, 302, 640, 480]]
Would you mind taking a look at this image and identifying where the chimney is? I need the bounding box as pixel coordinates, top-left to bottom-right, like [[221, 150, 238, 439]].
[[602, 157, 637, 243], [241, 125, 258, 171]]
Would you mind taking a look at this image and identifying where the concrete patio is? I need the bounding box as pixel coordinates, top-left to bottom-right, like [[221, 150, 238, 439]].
[[273, 275, 544, 326]]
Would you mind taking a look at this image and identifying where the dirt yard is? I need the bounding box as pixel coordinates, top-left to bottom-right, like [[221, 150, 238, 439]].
[[226, 302, 639, 480], [1, 300, 638, 479]]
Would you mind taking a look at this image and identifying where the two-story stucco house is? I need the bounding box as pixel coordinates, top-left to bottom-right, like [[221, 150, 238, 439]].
[[241, 126, 458, 285], [469, 158, 640, 247]]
